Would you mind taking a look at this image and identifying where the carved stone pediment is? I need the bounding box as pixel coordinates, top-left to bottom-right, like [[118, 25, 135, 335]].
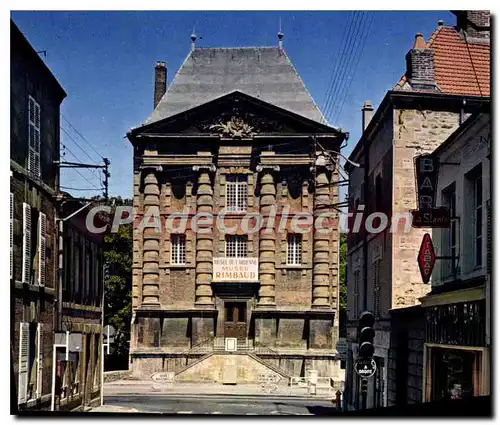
[[197, 108, 283, 137]]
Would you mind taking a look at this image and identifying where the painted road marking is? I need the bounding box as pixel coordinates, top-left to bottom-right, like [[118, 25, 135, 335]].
[[177, 411, 193, 414], [211, 412, 222, 414]]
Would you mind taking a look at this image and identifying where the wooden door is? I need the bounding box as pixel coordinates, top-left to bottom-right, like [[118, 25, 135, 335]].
[[224, 302, 247, 340]]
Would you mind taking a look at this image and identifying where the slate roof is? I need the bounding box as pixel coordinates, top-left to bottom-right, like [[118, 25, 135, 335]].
[[144, 47, 326, 126], [394, 25, 490, 96]]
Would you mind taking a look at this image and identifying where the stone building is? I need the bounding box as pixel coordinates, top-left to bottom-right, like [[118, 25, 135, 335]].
[[127, 36, 347, 382], [344, 11, 490, 410], [11, 20, 103, 411], [421, 105, 491, 402]]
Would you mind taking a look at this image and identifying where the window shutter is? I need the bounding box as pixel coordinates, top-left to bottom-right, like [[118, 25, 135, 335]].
[[28, 96, 41, 178], [38, 212, 47, 286], [36, 323, 43, 399], [10, 193, 13, 279], [18, 322, 29, 404], [487, 200, 492, 274], [22, 203, 32, 284]]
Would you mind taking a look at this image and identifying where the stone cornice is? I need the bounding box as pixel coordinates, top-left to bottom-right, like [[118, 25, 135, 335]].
[[10, 160, 57, 197]]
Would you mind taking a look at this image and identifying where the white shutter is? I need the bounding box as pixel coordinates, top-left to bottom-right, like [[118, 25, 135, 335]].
[[28, 96, 41, 178], [18, 322, 29, 404], [36, 323, 43, 399], [38, 212, 47, 286], [10, 193, 13, 280], [22, 203, 32, 284]]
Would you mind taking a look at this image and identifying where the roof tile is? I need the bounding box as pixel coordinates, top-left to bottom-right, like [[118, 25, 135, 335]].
[[395, 25, 490, 97]]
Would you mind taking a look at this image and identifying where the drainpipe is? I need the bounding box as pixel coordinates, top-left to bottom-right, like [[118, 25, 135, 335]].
[[460, 98, 466, 125], [362, 138, 369, 313]]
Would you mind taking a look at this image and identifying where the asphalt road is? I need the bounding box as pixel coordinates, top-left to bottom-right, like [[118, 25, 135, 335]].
[[103, 394, 338, 415]]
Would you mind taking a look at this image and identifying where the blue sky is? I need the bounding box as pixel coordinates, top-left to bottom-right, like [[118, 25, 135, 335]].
[[11, 10, 455, 199]]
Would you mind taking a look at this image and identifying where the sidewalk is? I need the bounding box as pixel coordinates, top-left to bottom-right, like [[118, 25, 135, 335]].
[[89, 405, 140, 413], [104, 379, 336, 400]]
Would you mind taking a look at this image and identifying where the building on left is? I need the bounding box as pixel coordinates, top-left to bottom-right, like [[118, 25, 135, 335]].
[[11, 19, 104, 412]]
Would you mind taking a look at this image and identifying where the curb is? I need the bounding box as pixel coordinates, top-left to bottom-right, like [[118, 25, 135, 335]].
[[105, 392, 334, 401]]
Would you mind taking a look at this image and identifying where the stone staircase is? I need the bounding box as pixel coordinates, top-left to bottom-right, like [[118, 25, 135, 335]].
[[174, 337, 291, 383]]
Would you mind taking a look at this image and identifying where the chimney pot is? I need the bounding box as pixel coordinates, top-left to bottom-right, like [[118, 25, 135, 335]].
[[154, 61, 167, 109], [362, 101, 374, 131], [413, 32, 426, 49]]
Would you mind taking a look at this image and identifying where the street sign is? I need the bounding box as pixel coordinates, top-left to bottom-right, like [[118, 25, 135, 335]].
[[354, 358, 377, 378], [418, 233, 436, 284], [151, 372, 175, 382], [103, 325, 116, 344], [411, 207, 451, 228]]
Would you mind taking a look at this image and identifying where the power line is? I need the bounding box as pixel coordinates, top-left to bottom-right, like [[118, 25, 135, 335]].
[[332, 12, 374, 123], [60, 185, 105, 191], [325, 12, 367, 122], [324, 11, 364, 121], [60, 113, 104, 160], [60, 144, 102, 191], [322, 12, 357, 119], [463, 32, 484, 98], [322, 12, 359, 122], [61, 126, 102, 183]]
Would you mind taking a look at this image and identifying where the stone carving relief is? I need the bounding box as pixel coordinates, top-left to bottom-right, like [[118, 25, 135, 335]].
[[198, 108, 283, 137]]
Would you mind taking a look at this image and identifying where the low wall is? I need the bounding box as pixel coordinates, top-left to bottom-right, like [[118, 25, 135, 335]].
[[103, 370, 133, 383]]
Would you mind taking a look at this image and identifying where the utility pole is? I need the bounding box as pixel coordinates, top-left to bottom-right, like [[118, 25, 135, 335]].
[[103, 158, 110, 202], [53, 156, 111, 410]]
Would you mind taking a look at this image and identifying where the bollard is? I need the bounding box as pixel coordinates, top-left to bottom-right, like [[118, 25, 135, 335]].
[[309, 382, 317, 396]]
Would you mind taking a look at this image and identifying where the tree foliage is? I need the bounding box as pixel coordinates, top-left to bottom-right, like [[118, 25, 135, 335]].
[[104, 197, 132, 360]]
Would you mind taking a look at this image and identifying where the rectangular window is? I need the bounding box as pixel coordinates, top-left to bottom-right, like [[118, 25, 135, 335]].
[[28, 96, 41, 178], [226, 175, 248, 213], [474, 174, 483, 267], [373, 259, 381, 318], [353, 270, 360, 317], [442, 183, 459, 279], [287, 234, 302, 265], [22, 203, 32, 284], [375, 174, 382, 213], [225, 235, 248, 257], [171, 234, 186, 265]]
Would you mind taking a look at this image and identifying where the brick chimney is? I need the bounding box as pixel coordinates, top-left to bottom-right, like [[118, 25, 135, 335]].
[[405, 33, 438, 91], [454, 11, 490, 40], [154, 61, 167, 109], [361, 101, 374, 131]]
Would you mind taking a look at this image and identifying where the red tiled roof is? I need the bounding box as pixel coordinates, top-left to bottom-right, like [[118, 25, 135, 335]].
[[396, 26, 490, 97]]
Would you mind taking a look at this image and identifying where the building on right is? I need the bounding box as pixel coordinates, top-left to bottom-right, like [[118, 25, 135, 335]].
[[344, 11, 490, 410], [420, 103, 491, 402]]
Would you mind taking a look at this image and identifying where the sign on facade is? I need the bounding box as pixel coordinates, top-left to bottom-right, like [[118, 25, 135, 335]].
[[411, 207, 451, 228], [212, 258, 258, 282], [225, 337, 237, 351], [414, 155, 439, 209], [417, 233, 436, 284]]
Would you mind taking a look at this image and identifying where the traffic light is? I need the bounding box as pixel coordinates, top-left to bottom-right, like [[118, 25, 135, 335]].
[[103, 263, 110, 283], [358, 311, 375, 359], [360, 379, 368, 394]]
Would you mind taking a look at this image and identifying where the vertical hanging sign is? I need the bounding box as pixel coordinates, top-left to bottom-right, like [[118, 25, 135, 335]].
[[414, 155, 439, 209]]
